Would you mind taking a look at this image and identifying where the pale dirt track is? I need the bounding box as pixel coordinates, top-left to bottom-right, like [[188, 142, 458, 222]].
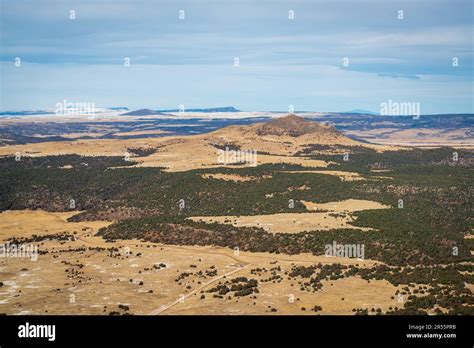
[[149, 264, 251, 315]]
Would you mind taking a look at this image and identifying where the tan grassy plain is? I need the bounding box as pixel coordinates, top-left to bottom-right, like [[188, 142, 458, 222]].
[[191, 198, 390, 233], [200, 173, 269, 182], [302, 199, 391, 212], [282, 170, 366, 181], [0, 210, 407, 315], [0, 136, 331, 171], [190, 212, 372, 233], [166, 275, 400, 315], [0, 210, 111, 241]]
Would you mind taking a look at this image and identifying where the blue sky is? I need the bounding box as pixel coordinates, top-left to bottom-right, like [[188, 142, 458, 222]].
[[0, 0, 473, 113]]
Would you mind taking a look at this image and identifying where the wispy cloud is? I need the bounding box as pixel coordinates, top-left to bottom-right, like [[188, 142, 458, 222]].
[[0, 0, 472, 112]]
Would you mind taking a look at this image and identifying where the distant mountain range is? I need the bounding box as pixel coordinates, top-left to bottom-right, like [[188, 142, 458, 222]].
[[108, 107, 129, 111], [121, 106, 240, 116], [0, 111, 54, 116], [345, 109, 379, 115], [160, 106, 240, 113], [121, 109, 169, 116]]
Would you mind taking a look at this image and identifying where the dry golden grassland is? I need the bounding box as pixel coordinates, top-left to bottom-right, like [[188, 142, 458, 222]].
[[0, 210, 405, 315], [190, 199, 390, 233]]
